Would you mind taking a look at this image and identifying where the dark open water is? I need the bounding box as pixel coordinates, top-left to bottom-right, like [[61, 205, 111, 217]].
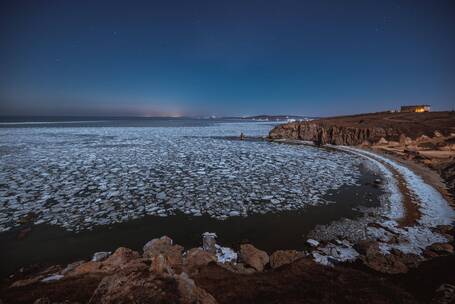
[[0, 166, 382, 278]]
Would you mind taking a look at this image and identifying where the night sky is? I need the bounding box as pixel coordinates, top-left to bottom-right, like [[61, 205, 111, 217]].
[[0, 0, 454, 117]]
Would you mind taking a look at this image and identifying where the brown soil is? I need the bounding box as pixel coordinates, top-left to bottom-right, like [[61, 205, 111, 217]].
[[194, 260, 418, 304], [1, 260, 419, 304], [314, 111, 455, 139], [393, 254, 455, 303], [395, 172, 421, 227], [0, 274, 104, 303]]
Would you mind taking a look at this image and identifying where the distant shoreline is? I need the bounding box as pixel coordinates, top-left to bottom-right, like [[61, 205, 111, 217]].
[[0, 120, 109, 125]]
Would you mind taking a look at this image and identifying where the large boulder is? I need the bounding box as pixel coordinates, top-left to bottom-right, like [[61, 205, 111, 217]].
[[143, 236, 173, 256], [68, 248, 145, 276], [239, 244, 269, 271], [377, 137, 388, 145], [150, 254, 171, 275], [185, 248, 217, 274], [175, 272, 218, 304], [425, 243, 454, 256], [61, 260, 86, 275], [69, 261, 103, 276], [88, 269, 217, 304], [103, 247, 141, 270], [218, 262, 257, 274], [143, 236, 184, 273], [202, 232, 217, 254], [269, 250, 305, 269], [88, 271, 180, 304], [400, 134, 414, 145], [359, 243, 420, 274]]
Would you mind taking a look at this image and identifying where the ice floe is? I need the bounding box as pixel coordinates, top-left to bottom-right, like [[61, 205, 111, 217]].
[[215, 245, 238, 263], [0, 122, 362, 233], [312, 240, 359, 266]]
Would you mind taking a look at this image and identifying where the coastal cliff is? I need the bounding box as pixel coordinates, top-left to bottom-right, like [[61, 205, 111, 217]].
[[269, 111, 455, 198], [269, 111, 455, 146], [269, 121, 394, 145]]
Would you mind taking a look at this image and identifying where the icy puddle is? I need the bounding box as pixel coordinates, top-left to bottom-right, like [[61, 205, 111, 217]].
[[0, 122, 363, 233]]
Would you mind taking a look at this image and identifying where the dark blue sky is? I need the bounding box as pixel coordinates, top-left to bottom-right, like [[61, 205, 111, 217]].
[[1, 0, 454, 117]]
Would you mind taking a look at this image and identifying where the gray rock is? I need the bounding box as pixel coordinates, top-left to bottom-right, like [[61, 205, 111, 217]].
[[202, 232, 217, 254], [92, 251, 111, 262]]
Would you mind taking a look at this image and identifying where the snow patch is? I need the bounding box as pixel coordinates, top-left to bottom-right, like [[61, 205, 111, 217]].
[[41, 274, 64, 283], [307, 239, 320, 247], [92, 251, 111, 262], [215, 245, 238, 263], [312, 241, 359, 266], [317, 146, 455, 258]]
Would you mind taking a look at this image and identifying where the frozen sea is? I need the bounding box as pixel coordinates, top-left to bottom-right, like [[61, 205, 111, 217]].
[[0, 118, 384, 276]]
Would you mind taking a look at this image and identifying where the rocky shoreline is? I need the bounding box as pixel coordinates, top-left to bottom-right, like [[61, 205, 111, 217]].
[[2, 230, 455, 304]]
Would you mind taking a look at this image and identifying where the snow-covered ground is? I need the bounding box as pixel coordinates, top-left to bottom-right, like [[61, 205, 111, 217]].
[[309, 146, 455, 264], [0, 122, 362, 233]]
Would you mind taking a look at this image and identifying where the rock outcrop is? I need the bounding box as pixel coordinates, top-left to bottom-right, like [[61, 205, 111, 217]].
[[4, 233, 455, 303], [185, 248, 217, 274], [269, 121, 394, 145], [357, 241, 421, 274], [269, 111, 455, 199], [202, 232, 217, 254], [239, 244, 269, 271], [143, 236, 184, 273], [269, 111, 455, 146], [269, 250, 305, 269]]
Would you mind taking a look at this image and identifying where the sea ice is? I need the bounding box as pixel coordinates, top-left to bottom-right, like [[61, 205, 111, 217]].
[[0, 122, 362, 233]]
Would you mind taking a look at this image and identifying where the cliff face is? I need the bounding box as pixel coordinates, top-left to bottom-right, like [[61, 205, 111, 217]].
[[269, 121, 399, 145], [269, 112, 455, 146], [269, 112, 455, 198]]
